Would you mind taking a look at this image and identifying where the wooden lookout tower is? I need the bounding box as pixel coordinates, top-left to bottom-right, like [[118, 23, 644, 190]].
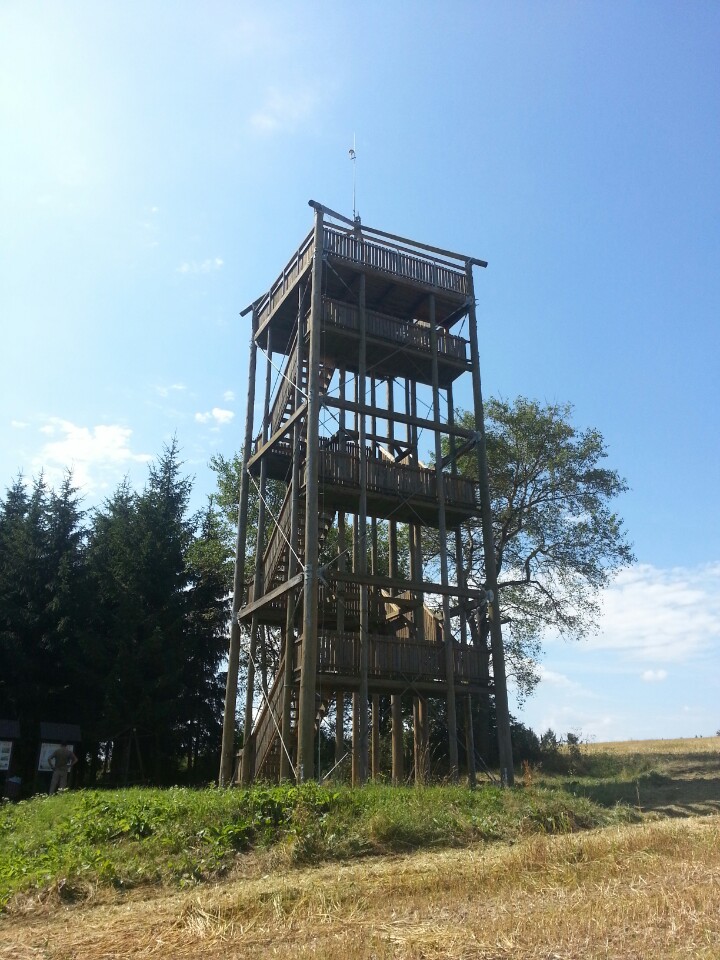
[[220, 201, 514, 788]]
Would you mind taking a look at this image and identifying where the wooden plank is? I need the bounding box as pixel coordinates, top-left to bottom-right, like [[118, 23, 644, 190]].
[[238, 572, 304, 621], [247, 401, 308, 471]]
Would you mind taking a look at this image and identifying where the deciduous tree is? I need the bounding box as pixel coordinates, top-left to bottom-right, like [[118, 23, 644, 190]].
[[439, 397, 634, 701]]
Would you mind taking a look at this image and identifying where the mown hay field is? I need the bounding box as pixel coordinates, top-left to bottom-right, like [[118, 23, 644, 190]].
[[2, 737, 719, 959]]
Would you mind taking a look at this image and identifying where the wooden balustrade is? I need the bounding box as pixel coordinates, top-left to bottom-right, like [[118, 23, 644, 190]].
[[262, 493, 291, 589], [310, 447, 480, 510], [322, 298, 468, 362], [269, 350, 299, 437], [256, 231, 314, 331], [309, 631, 485, 683], [323, 227, 468, 295], [252, 658, 287, 774]]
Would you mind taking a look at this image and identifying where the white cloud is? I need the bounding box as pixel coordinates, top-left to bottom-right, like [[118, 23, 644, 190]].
[[589, 562, 720, 663], [34, 419, 151, 492], [155, 383, 187, 398], [223, 390, 235, 403], [250, 86, 319, 133], [176, 257, 224, 275], [195, 407, 235, 427], [536, 666, 590, 694], [641, 669, 668, 683], [10, 420, 28, 429]]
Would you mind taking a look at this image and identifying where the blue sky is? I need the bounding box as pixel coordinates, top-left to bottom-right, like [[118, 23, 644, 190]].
[[2, 1, 719, 741]]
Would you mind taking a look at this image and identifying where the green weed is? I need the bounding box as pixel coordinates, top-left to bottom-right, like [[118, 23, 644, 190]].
[[0, 781, 634, 909]]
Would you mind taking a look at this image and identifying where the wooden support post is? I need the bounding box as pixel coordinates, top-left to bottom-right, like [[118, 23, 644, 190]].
[[408, 380, 426, 646], [335, 691, 345, 766], [466, 262, 514, 787], [257, 329, 274, 697], [240, 328, 274, 786], [464, 694, 476, 790], [386, 378, 399, 589], [220, 313, 258, 786], [280, 292, 306, 780], [351, 692, 359, 786], [448, 381, 476, 789], [297, 207, 324, 782], [387, 375, 403, 786], [429, 293, 459, 781], [391, 692, 404, 785], [370, 376, 378, 577], [371, 694, 380, 780], [357, 273, 370, 785], [414, 696, 429, 785], [420, 697, 430, 782], [335, 363, 348, 775]]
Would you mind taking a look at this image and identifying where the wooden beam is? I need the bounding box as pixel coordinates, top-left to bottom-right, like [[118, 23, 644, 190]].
[[308, 199, 487, 267], [441, 433, 479, 469], [238, 572, 304, 622], [323, 396, 473, 439], [247, 402, 308, 471], [328, 569, 486, 601]]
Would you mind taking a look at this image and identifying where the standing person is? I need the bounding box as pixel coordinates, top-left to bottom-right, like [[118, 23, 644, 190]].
[[48, 743, 78, 794]]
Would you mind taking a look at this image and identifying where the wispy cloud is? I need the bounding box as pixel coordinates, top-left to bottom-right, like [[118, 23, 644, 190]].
[[223, 390, 235, 403], [155, 383, 187, 398], [589, 563, 720, 663], [176, 258, 224, 275], [641, 669, 668, 682], [250, 86, 319, 133], [10, 420, 28, 429], [536, 665, 592, 695], [195, 408, 234, 427], [34, 419, 151, 492]]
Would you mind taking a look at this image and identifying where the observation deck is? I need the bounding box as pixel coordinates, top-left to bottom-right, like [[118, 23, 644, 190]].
[[248, 437, 481, 527], [253, 222, 474, 356]]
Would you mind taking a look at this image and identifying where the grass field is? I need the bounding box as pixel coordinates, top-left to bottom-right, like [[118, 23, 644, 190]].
[[2, 737, 719, 959]]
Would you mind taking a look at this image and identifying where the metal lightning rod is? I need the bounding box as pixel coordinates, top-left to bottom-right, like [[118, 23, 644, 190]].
[[349, 134, 357, 221]]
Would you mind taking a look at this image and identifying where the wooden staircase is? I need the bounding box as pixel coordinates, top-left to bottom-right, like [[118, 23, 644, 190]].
[[261, 486, 336, 594], [268, 326, 335, 439], [251, 653, 329, 780]]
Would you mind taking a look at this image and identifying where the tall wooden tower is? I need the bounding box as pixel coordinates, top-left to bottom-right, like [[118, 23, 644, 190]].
[[220, 201, 514, 787]]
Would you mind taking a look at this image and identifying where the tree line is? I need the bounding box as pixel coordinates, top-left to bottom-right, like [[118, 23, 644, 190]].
[[0, 398, 634, 789], [0, 440, 230, 787]]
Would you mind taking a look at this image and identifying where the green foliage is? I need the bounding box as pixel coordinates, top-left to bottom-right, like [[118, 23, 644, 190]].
[[0, 442, 230, 786], [0, 472, 90, 779], [0, 782, 635, 908], [439, 398, 634, 698]]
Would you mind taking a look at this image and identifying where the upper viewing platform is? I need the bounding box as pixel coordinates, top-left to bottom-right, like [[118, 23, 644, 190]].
[[251, 202, 486, 355]]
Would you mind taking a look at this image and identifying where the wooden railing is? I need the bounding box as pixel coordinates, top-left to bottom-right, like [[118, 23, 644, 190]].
[[256, 230, 315, 331], [311, 631, 485, 683], [262, 490, 292, 590], [245, 492, 336, 608], [323, 298, 468, 362], [453, 644, 487, 681], [252, 656, 287, 776], [323, 227, 468, 296], [310, 445, 480, 510], [269, 345, 299, 437]]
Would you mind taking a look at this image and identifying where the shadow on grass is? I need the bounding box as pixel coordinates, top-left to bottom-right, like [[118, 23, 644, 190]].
[[556, 770, 720, 818]]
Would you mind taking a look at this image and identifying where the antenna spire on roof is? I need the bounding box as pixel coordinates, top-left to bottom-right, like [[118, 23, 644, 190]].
[[348, 134, 359, 223]]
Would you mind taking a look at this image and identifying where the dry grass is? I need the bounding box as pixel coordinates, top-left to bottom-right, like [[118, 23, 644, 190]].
[[4, 738, 720, 959], [3, 816, 720, 959], [586, 736, 720, 755]]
